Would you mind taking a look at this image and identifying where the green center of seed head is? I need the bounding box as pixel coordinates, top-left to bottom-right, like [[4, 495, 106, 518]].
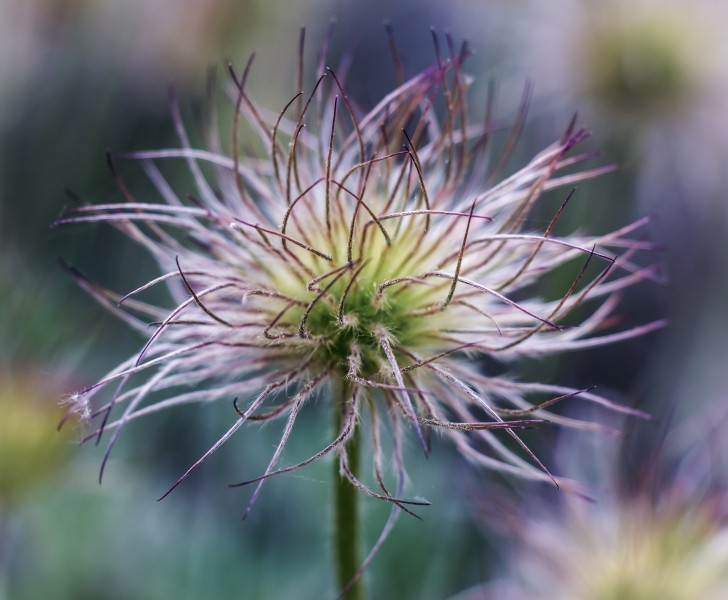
[[303, 266, 422, 378]]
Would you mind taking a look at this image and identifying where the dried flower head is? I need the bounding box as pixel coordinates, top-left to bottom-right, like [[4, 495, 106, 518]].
[[57, 30, 662, 523], [465, 490, 728, 600], [503, 0, 728, 219], [511, 0, 728, 121]]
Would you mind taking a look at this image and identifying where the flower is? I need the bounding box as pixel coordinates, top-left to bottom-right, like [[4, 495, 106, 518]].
[[461, 492, 728, 600], [453, 411, 728, 600], [512, 0, 728, 121], [505, 0, 728, 219], [0, 369, 71, 505], [57, 32, 662, 519]]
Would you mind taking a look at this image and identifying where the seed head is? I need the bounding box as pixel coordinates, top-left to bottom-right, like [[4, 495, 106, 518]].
[[470, 491, 728, 600], [57, 31, 663, 521]]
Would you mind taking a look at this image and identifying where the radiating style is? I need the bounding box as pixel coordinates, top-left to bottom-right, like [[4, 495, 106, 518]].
[[57, 31, 663, 526]]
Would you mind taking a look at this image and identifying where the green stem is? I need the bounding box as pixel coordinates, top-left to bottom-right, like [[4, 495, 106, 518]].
[[334, 391, 363, 600]]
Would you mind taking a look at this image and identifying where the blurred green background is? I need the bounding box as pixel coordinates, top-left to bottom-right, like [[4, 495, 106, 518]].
[[2, 0, 727, 598]]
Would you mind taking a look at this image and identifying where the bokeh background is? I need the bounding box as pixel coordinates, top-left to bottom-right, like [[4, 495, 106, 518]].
[[2, 0, 727, 598]]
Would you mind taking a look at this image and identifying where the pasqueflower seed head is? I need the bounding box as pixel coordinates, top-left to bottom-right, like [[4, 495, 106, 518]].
[[57, 31, 663, 517], [475, 495, 728, 600]]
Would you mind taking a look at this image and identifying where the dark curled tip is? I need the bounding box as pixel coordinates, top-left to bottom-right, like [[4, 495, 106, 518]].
[[227, 52, 256, 92], [105, 148, 114, 171], [561, 112, 579, 144], [232, 396, 243, 417], [64, 187, 84, 206], [227, 63, 239, 88]]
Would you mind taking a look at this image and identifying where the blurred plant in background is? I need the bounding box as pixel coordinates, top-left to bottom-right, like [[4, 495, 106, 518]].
[[455, 410, 728, 600], [0, 371, 71, 506], [0, 369, 72, 600], [460, 491, 728, 600], [508, 0, 728, 222]]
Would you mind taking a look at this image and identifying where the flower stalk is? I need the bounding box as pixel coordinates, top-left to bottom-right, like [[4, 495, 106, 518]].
[[57, 26, 664, 595], [333, 383, 363, 600]]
